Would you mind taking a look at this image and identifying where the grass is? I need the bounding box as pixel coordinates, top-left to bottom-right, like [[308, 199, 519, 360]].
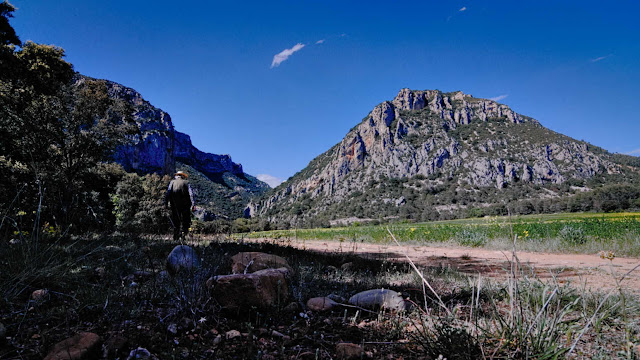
[[241, 212, 640, 256], [0, 230, 639, 359]]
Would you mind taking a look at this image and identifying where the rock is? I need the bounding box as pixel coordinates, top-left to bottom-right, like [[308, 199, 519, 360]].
[[225, 330, 241, 340], [208, 268, 289, 311], [348, 289, 408, 312], [31, 289, 49, 302], [167, 323, 178, 335], [166, 245, 201, 275], [230, 252, 292, 274], [306, 297, 339, 312], [0, 322, 6, 339], [43, 332, 101, 360], [336, 343, 364, 359], [212, 335, 222, 346], [127, 347, 156, 360]]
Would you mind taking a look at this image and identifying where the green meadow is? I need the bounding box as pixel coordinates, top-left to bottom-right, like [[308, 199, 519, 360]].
[[240, 212, 640, 256]]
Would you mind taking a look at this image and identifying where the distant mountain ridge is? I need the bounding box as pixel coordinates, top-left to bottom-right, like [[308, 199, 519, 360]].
[[251, 88, 640, 227], [77, 76, 269, 218]]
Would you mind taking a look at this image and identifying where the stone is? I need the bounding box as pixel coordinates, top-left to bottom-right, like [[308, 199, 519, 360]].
[[31, 289, 49, 302], [127, 347, 156, 360], [166, 245, 201, 275], [348, 289, 408, 312], [225, 330, 241, 340], [212, 335, 222, 346], [336, 343, 364, 359], [208, 268, 289, 311], [230, 252, 292, 274], [306, 297, 339, 312], [0, 322, 6, 339], [43, 332, 101, 360]]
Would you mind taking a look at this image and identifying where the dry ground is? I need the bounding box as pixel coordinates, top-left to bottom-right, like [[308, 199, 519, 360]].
[[249, 237, 640, 295]]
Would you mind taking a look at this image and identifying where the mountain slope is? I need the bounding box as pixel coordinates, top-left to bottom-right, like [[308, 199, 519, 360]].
[[252, 89, 640, 227], [78, 75, 270, 219]]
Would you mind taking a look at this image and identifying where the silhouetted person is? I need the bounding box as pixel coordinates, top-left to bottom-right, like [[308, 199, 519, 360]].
[[165, 171, 195, 240]]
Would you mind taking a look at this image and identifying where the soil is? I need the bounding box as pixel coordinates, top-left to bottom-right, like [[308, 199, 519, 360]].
[[252, 238, 640, 295]]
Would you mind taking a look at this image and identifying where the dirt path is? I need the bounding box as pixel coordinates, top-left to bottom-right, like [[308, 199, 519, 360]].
[[250, 238, 640, 295]]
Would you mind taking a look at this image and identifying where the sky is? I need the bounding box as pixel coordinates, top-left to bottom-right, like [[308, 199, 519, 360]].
[[10, 1, 640, 187]]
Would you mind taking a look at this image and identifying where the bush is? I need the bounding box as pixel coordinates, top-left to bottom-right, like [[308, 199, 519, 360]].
[[558, 226, 586, 245]]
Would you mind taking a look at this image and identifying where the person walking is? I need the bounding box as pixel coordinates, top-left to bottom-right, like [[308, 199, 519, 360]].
[[164, 171, 195, 240]]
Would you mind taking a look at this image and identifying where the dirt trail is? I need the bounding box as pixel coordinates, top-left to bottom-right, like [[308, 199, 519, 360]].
[[250, 238, 640, 295]]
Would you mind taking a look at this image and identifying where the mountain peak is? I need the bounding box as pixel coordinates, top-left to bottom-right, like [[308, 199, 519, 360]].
[[253, 88, 638, 227]]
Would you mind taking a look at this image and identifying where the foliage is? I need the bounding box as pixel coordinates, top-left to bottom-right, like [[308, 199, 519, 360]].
[[112, 172, 171, 233], [0, 7, 135, 234]]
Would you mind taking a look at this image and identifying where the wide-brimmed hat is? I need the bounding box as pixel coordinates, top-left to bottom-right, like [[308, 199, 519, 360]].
[[175, 171, 188, 179]]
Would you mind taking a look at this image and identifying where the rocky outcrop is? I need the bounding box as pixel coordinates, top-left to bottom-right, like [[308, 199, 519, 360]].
[[254, 88, 637, 225], [78, 75, 259, 180], [174, 131, 243, 176]]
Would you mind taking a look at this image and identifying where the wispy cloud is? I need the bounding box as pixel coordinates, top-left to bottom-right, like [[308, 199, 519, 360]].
[[590, 54, 612, 63], [625, 149, 640, 156], [270, 43, 306, 68], [257, 174, 284, 188], [490, 94, 508, 102], [316, 39, 325, 44], [459, 6, 467, 11]]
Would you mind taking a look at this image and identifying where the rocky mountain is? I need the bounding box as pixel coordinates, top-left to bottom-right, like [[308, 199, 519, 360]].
[[252, 89, 640, 227], [80, 76, 269, 218]]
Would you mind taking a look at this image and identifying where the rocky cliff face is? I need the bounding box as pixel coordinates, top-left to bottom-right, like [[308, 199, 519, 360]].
[[254, 89, 639, 226], [174, 131, 243, 177], [102, 79, 176, 175], [82, 76, 268, 219]]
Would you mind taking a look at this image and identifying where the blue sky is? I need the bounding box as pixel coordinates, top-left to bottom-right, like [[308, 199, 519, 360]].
[[10, 1, 640, 187]]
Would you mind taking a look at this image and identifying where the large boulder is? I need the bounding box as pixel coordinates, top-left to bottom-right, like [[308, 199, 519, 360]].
[[166, 245, 201, 275], [43, 332, 101, 360], [231, 252, 292, 274], [207, 268, 289, 311], [348, 289, 408, 312]]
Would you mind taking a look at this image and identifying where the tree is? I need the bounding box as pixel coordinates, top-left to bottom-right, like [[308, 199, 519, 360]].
[[0, 6, 134, 233]]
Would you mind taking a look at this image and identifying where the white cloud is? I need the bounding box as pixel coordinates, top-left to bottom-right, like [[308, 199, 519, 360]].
[[316, 39, 325, 44], [590, 54, 612, 63], [270, 43, 306, 68], [257, 174, 284, 188], [625, 149, 640, 156], [459, 6, 467, 11], [490, 94, 508, 102]]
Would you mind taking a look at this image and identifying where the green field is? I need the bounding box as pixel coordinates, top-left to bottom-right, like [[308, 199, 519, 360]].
[[239, 212, 640, 256]]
